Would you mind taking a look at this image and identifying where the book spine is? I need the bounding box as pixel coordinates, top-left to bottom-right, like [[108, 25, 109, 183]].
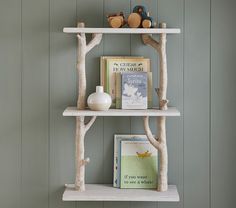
[[115, 72, 122, 109], [148, 72, 153, 108], [113, 136, 118, 187]]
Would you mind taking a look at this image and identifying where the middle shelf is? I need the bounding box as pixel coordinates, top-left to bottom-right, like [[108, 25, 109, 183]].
[[63, 107, 180, 117]]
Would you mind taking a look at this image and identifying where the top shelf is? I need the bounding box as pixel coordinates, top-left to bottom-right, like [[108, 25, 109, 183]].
[[63, 27, 181, 34]]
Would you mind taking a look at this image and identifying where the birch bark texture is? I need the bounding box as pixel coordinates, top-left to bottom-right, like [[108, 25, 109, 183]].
[[75, 22, 102, 191], [142, 23, 169, 191]]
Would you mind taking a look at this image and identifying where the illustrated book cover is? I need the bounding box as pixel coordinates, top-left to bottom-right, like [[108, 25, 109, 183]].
[[100, 56, 143, 99], [121, 72, 148, 109], [116, 72, 152, 109], [113, 135, 147, 188], [120, 140, 158, 189], [103, 58, 150, 106]]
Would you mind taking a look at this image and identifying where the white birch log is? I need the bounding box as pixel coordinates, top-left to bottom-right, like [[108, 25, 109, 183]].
[[142, 23, 168, 191], [75, 22, 102, 191]]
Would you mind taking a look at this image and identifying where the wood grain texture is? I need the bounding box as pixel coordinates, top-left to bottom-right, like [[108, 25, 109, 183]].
[[184, 1, 210, 208], [49, 0, 77, 207], [63, 184, 179, 201], [211, 0, 236, 208], [21, 0, 49, 207], [0, 1, 21, 207]]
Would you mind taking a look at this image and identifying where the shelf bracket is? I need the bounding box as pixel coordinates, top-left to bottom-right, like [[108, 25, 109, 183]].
[[75, 22, 102, 192], [142, 22, 169, 192]]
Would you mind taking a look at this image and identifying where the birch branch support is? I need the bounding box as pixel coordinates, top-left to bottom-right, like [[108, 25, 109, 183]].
[[74, 22, 102, 191], [142, 23, 169, 192]]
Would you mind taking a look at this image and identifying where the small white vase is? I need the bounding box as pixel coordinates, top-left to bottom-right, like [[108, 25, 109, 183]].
[[87, 86, 112, 111]]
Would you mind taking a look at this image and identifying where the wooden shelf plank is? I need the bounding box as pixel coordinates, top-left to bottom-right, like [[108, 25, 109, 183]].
[[63, 27, 181, 34], [63, 184, 179, 202], [63, 107, 180, 117]]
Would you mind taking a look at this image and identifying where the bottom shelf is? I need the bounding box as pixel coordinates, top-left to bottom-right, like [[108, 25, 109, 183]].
[[63, 184, 179, 202]]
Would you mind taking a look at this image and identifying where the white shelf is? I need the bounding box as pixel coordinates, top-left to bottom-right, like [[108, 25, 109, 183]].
[[63, 27, 181, 34], [63, 184, 179, 202], [63, 107, 180, 117]]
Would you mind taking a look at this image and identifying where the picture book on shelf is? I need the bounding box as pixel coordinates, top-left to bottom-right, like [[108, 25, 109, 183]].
[[113, 135, 148, 188], [100, 56, 143, 97], [120, 140, 158, 189], [121, 72, 148, 109], [116, 72, 152, 109], [100, 57, 150, 107]]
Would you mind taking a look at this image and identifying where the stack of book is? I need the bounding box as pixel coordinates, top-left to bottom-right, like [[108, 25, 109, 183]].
[[100, 56, 153, 109], [113, 135, 158, 189]]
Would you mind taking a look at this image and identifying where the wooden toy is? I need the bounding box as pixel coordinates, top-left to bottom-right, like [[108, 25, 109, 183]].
[[107, 12, 126, 28], [128, 5, 156, 28]]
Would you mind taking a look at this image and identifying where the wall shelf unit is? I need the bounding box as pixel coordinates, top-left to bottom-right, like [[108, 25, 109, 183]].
[[62, 22, 181, 202], [63, 27, 181, 34], [63, 184, 179, 202], [63, 107, 180, 117]]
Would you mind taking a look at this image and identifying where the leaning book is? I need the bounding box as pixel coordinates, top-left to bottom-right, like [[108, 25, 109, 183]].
[[113, 135, 147, 188], [116, 72, 152, 109], [104, 58, 150, 107], [121, 72, 148, 109], [120, 140, 158, 189]]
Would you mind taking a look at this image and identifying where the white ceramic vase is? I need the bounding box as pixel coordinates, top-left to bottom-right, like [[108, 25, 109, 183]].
[[87, 86, 112, 111]]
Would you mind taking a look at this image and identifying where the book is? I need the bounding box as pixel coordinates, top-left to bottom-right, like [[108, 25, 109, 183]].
[[100, 56, 143, 96], [102, 57, 150, 107], [113, 135, 147, 188], [121, 72, 148, 109], [120, 140, 158, 189], [116, 72, 152, 109]]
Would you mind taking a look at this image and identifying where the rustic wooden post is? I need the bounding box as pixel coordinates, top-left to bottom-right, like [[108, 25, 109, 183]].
[[142, 22, 169, 191], [75, 22, 102, 191]]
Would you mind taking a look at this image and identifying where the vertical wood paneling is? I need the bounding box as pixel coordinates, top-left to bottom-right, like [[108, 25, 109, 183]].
[[130, 1, 158, 208], [0, 1, 21, 207], [184, 0, 210, 208], [76, 1, 104, 208], [103, 1, 131, 208], [1, 1, 236, 208], [21, 0, 49, 207], [158, 1, 184, 208], [211, 0, 236, 208], [49, 0, 76, 208]]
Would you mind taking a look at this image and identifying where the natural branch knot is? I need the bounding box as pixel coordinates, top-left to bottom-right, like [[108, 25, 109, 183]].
[[81, 158, 90, 166], [160, 99, 169, 110]]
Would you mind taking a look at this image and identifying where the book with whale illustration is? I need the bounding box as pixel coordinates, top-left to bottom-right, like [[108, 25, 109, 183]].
[[113, 135, 158, 189]]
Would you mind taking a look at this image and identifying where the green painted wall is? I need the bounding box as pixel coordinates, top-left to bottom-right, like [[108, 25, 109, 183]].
[[0, 0, 235, 208]]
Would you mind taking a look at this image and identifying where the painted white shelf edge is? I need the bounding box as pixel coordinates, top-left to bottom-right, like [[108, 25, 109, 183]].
[[63, 184, 179, 202], [63, 27, 181, 34], [63, 107, 180, 117]]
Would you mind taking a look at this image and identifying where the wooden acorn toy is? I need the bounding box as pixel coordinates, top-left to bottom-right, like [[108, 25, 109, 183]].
[[127, 5, 156, 28], [107, 12, 126, 28]]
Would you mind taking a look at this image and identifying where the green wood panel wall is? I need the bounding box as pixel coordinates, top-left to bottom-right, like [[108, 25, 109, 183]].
[[49, 0, 76, 208], [21, 0, 49, 207], [0, 0, 235, 208], [184, 0, 211, 208], [211, 0, 236, 208], [0, 1, 21, 208]]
